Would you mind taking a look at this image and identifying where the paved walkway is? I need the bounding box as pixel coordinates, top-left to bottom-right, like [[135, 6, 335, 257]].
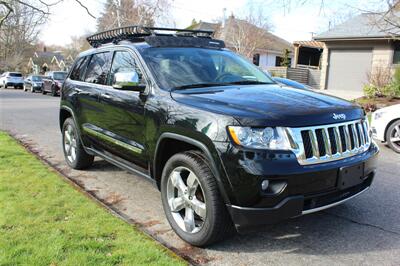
[[314, 89, 364, 101]]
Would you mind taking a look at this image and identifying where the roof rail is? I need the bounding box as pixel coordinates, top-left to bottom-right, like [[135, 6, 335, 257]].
[[86, 25, 214, 48]]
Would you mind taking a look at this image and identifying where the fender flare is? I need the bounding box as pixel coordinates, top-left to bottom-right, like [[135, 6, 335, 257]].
[[154, 132, 232, 204]]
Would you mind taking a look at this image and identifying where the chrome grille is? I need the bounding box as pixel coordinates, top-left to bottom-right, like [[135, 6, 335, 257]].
[[288, 120, 371, 165]]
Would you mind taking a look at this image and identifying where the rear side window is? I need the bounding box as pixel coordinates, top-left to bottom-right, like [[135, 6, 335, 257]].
[[70, 57, 89, 81], [84, 52, 112, 85]]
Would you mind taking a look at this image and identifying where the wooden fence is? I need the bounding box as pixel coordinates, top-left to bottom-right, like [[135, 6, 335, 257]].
[[267, 67, 321, 89]]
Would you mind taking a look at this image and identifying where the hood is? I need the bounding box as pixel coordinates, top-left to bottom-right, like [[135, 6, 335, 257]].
[[171, 84, 364, 127]]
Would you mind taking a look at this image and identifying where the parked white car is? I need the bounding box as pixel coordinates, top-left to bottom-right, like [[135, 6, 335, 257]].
[[371, 104, 400, 153], [0, 72, 24, 89]]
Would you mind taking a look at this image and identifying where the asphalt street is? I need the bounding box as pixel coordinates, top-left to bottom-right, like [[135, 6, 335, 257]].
[[1, 89, 399, 265]]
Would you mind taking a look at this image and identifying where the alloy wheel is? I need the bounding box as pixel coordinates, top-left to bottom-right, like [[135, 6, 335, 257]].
[[64, 124, 77, 163], [390, 124, 400, 149], [166, 166, 206, 234]]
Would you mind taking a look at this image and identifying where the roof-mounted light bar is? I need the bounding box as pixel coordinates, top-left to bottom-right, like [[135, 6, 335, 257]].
[[86, 25, 215, 48]]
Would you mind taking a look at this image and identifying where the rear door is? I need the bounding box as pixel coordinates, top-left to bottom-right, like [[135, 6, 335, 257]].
[[94, 49, 148, 168], [78, 52, 113, 149]]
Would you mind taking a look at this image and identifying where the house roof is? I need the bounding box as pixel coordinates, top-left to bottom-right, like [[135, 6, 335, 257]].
[[293, 40, 324, 49], [188, 21, 219, 32], [314, 12, 400, 41], [190, 17, 292, 53]]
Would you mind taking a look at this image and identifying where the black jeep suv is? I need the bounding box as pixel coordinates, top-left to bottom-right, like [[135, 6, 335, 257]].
[[59, 26, 379, 246]]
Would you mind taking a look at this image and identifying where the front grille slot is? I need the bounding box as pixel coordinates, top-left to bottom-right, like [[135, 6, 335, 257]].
[[338, 126, 347, 151], [301, 130, 313, 159], [348, 124, 355, 149], [315, 129, 326, 156], [289, 119, 371, 165], [327, 127, 338, 154]]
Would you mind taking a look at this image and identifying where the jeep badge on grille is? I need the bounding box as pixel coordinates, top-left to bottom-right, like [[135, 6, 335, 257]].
[[333, 113, 346, 120]]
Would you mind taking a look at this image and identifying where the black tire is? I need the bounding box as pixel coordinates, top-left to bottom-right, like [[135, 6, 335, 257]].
[[62, 118, 94, 169], [386, 120, 400, 153], [160, 150, 234, 246], [51, 85, 56, 96]]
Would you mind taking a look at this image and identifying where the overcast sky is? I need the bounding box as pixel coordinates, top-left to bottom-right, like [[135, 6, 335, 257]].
[[40, 0, 378, 46]]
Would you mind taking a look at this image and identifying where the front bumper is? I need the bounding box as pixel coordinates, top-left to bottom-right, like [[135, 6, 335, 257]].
[[215, 141, 379, 231], [227, 174, 373, 232], [6, 82, 23, 87]]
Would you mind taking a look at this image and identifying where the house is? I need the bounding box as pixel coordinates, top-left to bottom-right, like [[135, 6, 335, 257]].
[[189, 16, 293, 69], [27, 48, 74, 74], [314, 12, 400, 93]]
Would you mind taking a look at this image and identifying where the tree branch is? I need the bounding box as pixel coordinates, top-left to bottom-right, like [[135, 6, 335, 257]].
[[74, 0, 96, 19], [0, 1, 13, 28]]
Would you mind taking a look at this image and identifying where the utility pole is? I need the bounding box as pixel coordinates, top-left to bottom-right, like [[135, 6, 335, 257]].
[[115, 0, 121, 27]]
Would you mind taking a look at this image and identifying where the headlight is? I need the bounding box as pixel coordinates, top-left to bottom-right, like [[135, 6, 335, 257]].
[[227, 126, 292, 150], [374, 111, 386, 120]]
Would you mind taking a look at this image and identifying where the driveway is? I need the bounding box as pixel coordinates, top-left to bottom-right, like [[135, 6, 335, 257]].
[[1, 89, 399, 265]]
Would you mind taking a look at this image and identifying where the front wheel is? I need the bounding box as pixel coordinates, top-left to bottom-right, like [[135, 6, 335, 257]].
[[386, 120, 400, 153], [62, 118, 94, 169], [161, 151, 234, 246]]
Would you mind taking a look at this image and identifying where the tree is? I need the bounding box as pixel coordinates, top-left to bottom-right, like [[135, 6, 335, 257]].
[[281, 48, 290, 67], [97, 0, 170, 31], [0, 1, 46, 72], [215, 11, 272, 59]]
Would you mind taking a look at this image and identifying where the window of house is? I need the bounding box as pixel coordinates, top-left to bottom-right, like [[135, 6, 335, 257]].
[[84, 52, 112, 85], [253, 54, 260, 66], [393, 42, 400, 64]]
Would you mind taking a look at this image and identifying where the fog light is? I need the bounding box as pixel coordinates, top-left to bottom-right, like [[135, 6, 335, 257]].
[[261, 180, 269, 191]]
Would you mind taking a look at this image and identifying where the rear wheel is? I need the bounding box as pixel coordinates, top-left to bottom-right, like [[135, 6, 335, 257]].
[[62, 118, 94, 169], [51, 85, 57, 96], [160, 151, 234, 246], [386, 120, 400, 153]]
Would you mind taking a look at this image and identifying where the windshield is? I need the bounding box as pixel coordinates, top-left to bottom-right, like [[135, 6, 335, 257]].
[[53, 72, 67, 80], [32, 76, 42, 81], [9, 73, 22, 77], [140, 47, 274, 90]]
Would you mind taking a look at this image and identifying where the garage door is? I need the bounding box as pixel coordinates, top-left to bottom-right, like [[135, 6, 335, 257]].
[[327, 49, 372, 92]]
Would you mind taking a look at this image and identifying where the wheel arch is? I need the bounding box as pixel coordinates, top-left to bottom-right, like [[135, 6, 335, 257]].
[[153, 132, 232, 204], [384, 118, 400, 141]]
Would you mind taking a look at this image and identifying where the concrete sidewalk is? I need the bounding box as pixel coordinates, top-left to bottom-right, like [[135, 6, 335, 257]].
[[313, 88, 364, 101]]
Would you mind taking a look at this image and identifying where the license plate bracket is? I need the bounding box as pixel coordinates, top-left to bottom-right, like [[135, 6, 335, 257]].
[[337, 163, 364, 190]]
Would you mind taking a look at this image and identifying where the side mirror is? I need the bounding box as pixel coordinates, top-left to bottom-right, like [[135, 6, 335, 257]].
[[112, 71, 146, 92]]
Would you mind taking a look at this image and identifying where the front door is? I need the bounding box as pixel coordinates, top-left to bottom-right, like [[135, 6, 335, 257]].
[[95, 50, 148, 168]]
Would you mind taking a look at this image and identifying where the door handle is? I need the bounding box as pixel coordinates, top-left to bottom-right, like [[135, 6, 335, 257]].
[[73, 88, 89, 95], [101, 93, 112, 99]]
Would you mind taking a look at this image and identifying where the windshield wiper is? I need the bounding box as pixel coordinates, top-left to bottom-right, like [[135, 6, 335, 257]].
[[224, 80, 274, 85], [171, 83, 229, 91]]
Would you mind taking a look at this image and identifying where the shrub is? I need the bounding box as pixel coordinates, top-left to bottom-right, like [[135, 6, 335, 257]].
[[363, 84, 378, 98]]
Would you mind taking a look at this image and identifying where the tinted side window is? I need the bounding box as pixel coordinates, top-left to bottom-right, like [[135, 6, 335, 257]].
[[84, 52, 112, 85], [109, 51, 142, 85], [70, 57, 88, 81]]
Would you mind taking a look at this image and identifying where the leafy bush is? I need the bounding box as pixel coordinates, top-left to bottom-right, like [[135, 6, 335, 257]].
[[363, 84, 379, 98]]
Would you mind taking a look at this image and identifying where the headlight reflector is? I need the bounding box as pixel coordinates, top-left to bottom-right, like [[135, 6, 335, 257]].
[[228, 126, 292, 150]]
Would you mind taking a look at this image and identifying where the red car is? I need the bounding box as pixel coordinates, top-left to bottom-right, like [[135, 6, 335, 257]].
[[42, 71, 67, 96]]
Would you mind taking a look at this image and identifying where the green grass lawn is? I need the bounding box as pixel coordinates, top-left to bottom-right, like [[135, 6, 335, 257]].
[[0, 132, 185, 266]]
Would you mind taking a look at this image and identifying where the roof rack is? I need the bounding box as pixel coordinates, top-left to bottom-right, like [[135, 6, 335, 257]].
[[86, 26, 214, 48]]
